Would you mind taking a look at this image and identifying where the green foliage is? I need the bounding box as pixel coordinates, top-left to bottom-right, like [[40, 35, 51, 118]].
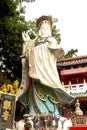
[[0, 72, 11, 86], [64, 49, 78, 58], [21, 0, 35, 2], [24, 121, 32, 128], [0, 0, 29, 83], [0, 0, 18, 17], [52, 25, 61, 44], [27, 20, 37, 39]]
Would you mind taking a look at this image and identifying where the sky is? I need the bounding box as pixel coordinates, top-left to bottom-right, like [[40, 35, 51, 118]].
[[24, 0, 87, 56]]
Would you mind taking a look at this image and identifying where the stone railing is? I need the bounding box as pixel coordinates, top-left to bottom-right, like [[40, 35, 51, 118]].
[[63, 81, 87, 94]]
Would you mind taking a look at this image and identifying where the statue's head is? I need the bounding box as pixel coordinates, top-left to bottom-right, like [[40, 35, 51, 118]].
[[36, 16, 52, 37], [36, 15, 52, 30]]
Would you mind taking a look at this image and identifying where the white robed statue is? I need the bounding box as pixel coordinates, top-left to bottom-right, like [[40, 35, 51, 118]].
[[16, 16, 75, 115]]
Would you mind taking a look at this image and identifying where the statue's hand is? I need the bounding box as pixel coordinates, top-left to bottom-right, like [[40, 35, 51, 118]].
[[47, 37, 58, 48], [22, 31, 30, 42]]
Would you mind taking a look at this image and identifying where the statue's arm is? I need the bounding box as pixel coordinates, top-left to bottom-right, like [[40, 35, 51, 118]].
[[20, 31, 30, 58], [16, 31, 30, 100]]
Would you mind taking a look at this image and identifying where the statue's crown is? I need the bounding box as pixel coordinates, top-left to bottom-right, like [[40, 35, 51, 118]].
[[36, 15, 52, 29]]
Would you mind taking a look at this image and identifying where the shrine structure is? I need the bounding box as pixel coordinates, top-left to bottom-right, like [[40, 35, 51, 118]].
[[57, 55, 87, 127]]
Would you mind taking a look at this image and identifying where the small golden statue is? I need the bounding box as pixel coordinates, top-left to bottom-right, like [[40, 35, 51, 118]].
[[74, 99, 83, 116]]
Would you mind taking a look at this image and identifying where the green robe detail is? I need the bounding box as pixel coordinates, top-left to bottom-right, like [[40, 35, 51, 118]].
[[18, 79, 75, 115]]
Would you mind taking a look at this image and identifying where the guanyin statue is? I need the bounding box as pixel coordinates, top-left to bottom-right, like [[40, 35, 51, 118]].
[[16, 15, 75, 116]]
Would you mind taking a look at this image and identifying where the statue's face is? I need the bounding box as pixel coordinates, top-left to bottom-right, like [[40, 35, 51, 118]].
[[38, 20, 52, 37]]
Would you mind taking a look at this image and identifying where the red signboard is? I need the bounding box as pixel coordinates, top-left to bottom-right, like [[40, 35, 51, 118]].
[[69, 126, 87, 130]]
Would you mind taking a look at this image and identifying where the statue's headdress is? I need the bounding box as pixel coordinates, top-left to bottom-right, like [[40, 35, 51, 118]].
[[36, 15, 52, 30]]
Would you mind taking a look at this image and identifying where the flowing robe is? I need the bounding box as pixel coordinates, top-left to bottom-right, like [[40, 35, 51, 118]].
[[16, 37, 75, 115], [29, 42, 63, 88]]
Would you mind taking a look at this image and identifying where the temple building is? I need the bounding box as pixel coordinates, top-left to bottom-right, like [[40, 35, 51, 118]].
[[57, 55, 87, 118]]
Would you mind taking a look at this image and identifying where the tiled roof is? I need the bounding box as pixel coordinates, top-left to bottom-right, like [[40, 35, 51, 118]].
[[57, 55, 87, 66], [62, 55, 87, 61]]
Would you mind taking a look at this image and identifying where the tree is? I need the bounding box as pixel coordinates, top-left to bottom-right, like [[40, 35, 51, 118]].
[[0, 0, 35, 84], [52, 25, 61, 44], [64, 49, 78, 58]]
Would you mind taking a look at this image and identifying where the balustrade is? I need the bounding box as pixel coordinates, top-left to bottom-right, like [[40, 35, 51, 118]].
[[63, 81, 87, 94]]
